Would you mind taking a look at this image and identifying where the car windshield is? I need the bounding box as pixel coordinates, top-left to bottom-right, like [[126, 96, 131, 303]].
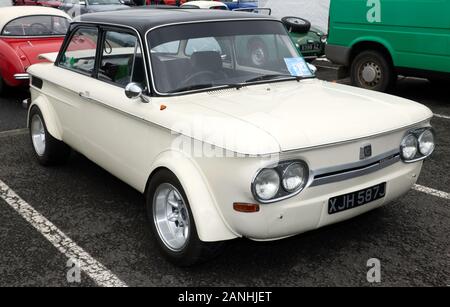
[[87, 0, 122, 5], [1, 15, 70, 36], [148, 20, 314, 94]]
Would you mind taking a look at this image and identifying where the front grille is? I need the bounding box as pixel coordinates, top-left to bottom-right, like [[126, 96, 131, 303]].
[[311, 150, 400, 187]]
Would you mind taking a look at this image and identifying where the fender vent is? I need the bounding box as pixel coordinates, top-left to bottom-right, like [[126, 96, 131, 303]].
[[31, 76, 43, 89]]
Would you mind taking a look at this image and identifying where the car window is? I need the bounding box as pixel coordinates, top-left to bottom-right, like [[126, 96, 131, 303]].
[[235, 34, 292, 69], [59, 27, 99, 75], [185, 37, 222, 56], [151, 41, 180, 54], [1, 16, 70, 36], [148, 20, 308, 94], [98, 30, 146, 89]]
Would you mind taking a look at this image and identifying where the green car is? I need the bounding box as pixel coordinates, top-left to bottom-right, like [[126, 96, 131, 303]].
[[326, 0, 450, 91], [282, 16, 327, 62], [233, 9, 327, 62]]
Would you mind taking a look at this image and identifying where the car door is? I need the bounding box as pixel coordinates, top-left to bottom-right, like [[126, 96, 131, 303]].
[[53, 25, 100, 150], [76, 27, 154, 189]]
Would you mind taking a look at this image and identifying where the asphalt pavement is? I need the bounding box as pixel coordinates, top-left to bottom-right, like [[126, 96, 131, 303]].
[[0, 71, 448, 287]]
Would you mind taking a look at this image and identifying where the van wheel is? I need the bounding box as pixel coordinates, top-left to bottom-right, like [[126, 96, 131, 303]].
[[146, 169, 225, 267], [29, 106, 71, 166], [351, 50, 396, 92]]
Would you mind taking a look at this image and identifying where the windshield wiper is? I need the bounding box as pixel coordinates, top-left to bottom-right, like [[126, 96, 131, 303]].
[[168, 83, 244, 94], [244, 74, 308, 83], [168, 83, 215, 93]]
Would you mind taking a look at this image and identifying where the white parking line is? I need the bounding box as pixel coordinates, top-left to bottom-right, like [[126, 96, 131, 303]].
[[434, 114, 450, 120], [413, 184, 450, 201], [0, 179, 128, 287], [0, 128, 28, 138]]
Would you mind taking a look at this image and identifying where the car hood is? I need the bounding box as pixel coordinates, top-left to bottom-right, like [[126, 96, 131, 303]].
[[166, 79, 432, 154], [10, 38, 64, 67]]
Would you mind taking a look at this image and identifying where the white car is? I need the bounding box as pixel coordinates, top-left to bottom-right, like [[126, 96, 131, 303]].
[[26, 9, 435, 266], [181, 1, 229, 10]]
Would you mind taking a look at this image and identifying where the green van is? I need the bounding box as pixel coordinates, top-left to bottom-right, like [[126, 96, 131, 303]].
[[326, 0, 450, 91]]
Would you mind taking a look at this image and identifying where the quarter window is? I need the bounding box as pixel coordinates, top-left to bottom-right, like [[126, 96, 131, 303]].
[[59, 27, 99, 75], [98, 30, 146, 88]]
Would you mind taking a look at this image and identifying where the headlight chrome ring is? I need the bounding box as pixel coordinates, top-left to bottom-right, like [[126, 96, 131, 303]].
[[400, 127, 435, 162], [252, 160, 309, 204]]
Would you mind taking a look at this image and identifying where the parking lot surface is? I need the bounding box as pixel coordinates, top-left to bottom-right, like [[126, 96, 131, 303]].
[[0, 73, 448, 287]]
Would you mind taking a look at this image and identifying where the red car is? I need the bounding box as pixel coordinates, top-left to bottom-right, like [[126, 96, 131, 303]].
[[0, 6, 70, 94], [13, 0, 63, 9]]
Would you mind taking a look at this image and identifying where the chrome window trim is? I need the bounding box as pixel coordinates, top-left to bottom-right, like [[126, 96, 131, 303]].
[[144, 18, 288, 97], [56, 21, 151, 93]]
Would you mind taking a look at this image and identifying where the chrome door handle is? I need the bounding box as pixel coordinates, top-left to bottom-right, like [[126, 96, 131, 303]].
[[78, 91, 90, 99]]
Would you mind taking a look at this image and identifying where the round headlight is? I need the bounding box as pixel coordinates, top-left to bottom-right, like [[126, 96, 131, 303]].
[[418, 129, 435, 156], [282, 162, 308, 193], [254, 169, 280, 200], [320, 36, 327, 43], [401, 134, 418, 160]]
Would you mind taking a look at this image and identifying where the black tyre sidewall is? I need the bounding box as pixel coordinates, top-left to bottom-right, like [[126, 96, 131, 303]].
[[28, 106, 70, 165], [146, 169, 222, 267], [351, 50, 395, 92], [281, 16, 311, 33]]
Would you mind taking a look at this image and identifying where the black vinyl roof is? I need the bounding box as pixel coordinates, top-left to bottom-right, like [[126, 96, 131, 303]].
[[78, 8, 276, 36]]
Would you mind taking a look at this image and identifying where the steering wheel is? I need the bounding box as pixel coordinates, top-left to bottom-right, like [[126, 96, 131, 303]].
[[182, 71, 220, 87], [30, 23, 50, 35]]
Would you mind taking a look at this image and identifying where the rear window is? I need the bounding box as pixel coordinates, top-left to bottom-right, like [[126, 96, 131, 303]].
[[1, 15, 70, 37]]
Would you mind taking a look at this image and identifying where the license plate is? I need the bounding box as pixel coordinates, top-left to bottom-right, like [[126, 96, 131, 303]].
[[300, 43, 321, 52], [328, 183, 386, 215]]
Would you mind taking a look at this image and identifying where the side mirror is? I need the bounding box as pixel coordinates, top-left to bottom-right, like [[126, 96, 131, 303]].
[[307, 63, 317, 75], [125, 83, 149, 103], [125, 82, 143, 99]]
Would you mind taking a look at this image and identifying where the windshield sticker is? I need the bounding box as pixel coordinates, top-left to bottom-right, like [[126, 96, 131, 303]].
[[284, 57, 313, 77]]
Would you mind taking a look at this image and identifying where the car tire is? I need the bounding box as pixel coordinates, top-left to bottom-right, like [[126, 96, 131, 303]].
[[351, 50, 396, 92], [28, 106, 71, 166], [248, 38, 269, 67], [281, 16, 311, 34], [146, 169, 225, 267]]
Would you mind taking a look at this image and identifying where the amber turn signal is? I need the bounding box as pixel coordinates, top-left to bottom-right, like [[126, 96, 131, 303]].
[[233, 203, 260, 213], [160, 105, 167, 111]]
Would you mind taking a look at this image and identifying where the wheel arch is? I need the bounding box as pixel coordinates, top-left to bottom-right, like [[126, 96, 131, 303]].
[[144, 150, 238, 243], [28, 93, 63, 141], [349, 38, 396, 67]]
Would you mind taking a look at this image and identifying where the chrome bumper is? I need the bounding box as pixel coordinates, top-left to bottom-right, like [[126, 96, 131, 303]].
[[14, 73, 30, 80]]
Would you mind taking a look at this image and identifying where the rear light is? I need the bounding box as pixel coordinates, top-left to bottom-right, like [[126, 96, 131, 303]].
[[233, 203, 260, 213]]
